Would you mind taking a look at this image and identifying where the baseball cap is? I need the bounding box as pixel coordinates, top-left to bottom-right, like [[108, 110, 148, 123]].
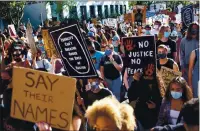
[[87, 32, 95, 37]]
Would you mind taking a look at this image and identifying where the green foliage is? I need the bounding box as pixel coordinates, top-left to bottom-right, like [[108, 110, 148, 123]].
[[0, 1, 26, 28]]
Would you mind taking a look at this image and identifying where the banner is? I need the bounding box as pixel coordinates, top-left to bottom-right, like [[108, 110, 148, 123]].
[[160, 66, 182, 88], [49, 23, 98, 78], [122, 36, 156, 75], [42, 29, 58, 58], [181, 4, 194, 31], [8, 25, 17, 37], [133, 5, 147, 26], [11, 67, 76, 131]]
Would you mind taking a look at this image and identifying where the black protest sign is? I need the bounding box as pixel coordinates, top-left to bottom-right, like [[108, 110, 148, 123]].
[[181, 4, 194, 31], [122, 36, 156, 76], [49, 23, 98, 78]]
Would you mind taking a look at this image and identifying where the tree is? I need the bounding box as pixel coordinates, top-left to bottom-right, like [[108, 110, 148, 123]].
[[0, 1, 26, 29], [48, 0, 76, 21]]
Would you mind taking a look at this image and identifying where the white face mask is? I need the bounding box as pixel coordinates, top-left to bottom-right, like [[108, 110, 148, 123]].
[[154, 25, 159, 29]]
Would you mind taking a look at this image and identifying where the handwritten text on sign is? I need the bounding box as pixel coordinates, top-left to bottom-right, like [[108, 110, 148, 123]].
[[160, 66, 182, 88], [123, 36, 156, 75], [11, 67, 76, 131], [49, 24, 97, 78]]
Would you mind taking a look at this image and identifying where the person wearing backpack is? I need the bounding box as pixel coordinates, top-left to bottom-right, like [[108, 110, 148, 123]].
[[32, 49, 51, 72]]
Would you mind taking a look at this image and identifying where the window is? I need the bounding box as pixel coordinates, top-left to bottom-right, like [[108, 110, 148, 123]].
[[104, 5, 108, 18], [97, 5, 102, 18], [90, 5, 95, 18], [69, 6, 77, 18], [120, 5, 123, 14], [80, 6, 87, 20], [115, 5, 119, 14], [110, 5, 114, 15], [124, 5, 126, 14]]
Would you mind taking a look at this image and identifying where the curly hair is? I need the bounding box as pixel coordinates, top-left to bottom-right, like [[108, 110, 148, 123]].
[[165, 76, 193, 102], [85, 96, 136, 131]]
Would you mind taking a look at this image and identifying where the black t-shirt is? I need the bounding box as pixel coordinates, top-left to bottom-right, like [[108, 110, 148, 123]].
[[157, 58, 175, 70], [86, 88, 112, 106], [93, 41, 101, 51], [156, 39, 176, 59], [100, 54, 123, 80]]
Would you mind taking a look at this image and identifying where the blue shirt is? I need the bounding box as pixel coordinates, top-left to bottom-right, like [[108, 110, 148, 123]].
[[91, 51, 104, 70]]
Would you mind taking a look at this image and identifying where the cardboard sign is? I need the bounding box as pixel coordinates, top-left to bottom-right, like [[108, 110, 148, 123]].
[[49, 23, 98, 78], [42, 29, 58, 58], [8, 25, 17, 37], [122, 36, 156, 75], [26, 22, 37, 55], [91, 18, 98, 25], [11, 67, 76, 131], [124, 12, 134, 23], [181, 4, 194, 31], [160, 66, 182, 88], [133, 5, 147, 26]]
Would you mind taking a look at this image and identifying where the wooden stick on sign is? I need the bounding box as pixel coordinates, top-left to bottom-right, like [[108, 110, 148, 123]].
[[26, 19, 37, 55]]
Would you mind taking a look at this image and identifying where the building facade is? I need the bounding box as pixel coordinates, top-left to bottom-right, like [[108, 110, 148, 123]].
[[72, 1, 129, 20]]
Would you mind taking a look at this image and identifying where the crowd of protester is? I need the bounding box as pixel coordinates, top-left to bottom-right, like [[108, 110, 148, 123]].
[[0, 16, 199, 131]]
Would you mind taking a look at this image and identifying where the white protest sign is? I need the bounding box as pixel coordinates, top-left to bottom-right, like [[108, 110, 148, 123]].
[[8, 25, 17, 37]]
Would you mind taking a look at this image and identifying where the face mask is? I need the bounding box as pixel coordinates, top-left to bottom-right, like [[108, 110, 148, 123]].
[[154, 25, 158, 29], [89, 50, 95, 54], [171, 91, 182, 99], [105, 49, 112, 56], [145, 30, 151, 35], [191, 29, 198, 35], [170, 36, 177, 41], [158, 53, 167, 59], [164, 32, 170, 38], [91, 81, 99, 91]]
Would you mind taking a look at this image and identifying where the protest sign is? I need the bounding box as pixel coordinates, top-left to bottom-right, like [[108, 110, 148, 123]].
[[160, 66, 182, 88], [42, 29, 58, 58], [122, 36, 156, 75], [11, 67, 76, 131], [133, 5, 147, 26], [181, 4, 194, 31], [91, 18, 98, 25], [49, 23, 98, 78], [107, 18, 117, 28], [102, 19, 108, 25], [8, 25, 17, 37], [26, 21, 37, 55], [124, 12, 134, 23]]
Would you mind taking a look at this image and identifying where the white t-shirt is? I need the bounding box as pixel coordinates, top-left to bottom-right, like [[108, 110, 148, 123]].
[[170, 110, 180, 125], [34, 59, 51, 72]]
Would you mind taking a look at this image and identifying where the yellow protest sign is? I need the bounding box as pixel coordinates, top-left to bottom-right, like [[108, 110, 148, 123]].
[[11, 67, 76, 131], [42, 29, 58, 58], [124, 12, 134, 23], [92, 18, 98, 25], [160, 66, 182, 88]]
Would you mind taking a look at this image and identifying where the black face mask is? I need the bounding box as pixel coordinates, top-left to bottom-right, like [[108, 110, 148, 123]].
[[89, 50, 95, 54], [191, 29, 198, 35]]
